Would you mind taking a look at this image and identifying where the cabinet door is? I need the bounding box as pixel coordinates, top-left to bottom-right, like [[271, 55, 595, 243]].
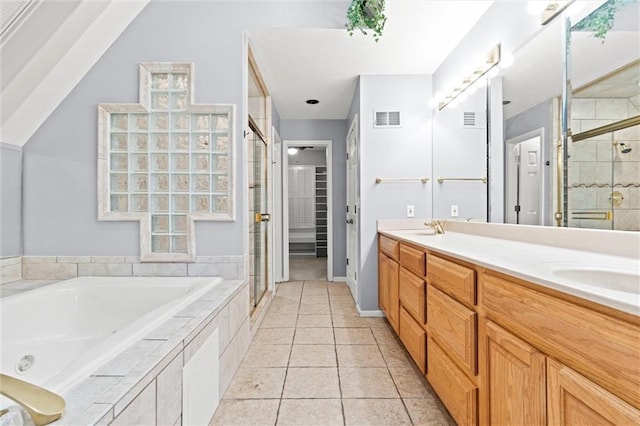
[[547, 358, 640, 425], [387, 257, 399, 333], [378, 252, 389, 315], [379, 251, 399, 333], [480, 319, 546, 426]]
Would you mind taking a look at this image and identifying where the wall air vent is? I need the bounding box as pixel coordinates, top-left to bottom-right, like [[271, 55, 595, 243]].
[[461, 111, 486, 129], [374, 110, 401, 128]]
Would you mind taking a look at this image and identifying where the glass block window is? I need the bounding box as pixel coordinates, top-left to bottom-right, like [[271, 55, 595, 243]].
[[98, 63, 235, 262]]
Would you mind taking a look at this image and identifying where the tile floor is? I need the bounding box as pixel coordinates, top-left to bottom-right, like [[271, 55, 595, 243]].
[[288, 257, 327, 281], [210, 280, 454, 426]]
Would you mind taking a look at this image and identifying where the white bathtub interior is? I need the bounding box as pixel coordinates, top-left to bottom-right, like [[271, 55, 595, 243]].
[[0, 276, 222, 408]]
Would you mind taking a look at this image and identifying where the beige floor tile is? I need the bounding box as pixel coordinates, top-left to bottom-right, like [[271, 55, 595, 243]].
[[303, 281, 330, 289], [240, 345, 291, 368], [331, 315, 370, 328], [210, 399, 279, 426], [276, 399, 343, 426], [370, 325, 399, 345], [298, 302, 331, 315], [330, 304, 359, 316], [299, 295, 329, 305], [334, 328, 376, 345], [253, 328, 295, 345], [342, 399, 411, 426], [294, 327, 335, 345], [302, 288, 329, 297], [403, 396, 455, 426], [288, 344, 337, 367], [378, 344, 413, 368], [330, 295, 356, 306], [339, 367, 399, 398], [389, 367, 430, 398], [224, 368, 286, 399], [336, 345, 386, 367], [261, 314, 298, 328], [268, 303, 300, 315], [282, 367, 340, 398], [296, 314, 332, 328]]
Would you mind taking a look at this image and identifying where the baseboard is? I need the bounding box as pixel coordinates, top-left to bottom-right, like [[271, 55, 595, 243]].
[[332, 276, 346, 282], [357, 308, 384, 317]]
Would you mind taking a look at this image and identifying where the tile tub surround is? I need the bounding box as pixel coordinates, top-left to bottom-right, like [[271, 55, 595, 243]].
[[0, 257, 21, 284], [20, 255, 244, 280], [211, 280, 455, 426], [48, 279, 250, 425], [378, 220, 640, 315]]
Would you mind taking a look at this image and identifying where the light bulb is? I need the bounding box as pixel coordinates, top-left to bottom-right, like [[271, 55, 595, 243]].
[[288, 147, 298, 155]]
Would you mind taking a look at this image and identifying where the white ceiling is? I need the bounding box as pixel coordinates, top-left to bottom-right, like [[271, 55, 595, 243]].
[[248, 0, 493, 120]]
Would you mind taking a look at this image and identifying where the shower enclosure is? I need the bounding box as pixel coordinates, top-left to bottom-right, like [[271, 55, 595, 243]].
[[567, 118, 639, 231]]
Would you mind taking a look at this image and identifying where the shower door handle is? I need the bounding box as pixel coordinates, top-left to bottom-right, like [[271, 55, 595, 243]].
[[255, 213, 271, 222]]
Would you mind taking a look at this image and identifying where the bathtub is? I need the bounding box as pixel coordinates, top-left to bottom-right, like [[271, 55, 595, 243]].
[[0, 276, 222, 405]]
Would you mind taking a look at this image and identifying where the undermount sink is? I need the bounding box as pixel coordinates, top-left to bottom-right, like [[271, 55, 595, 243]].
[[536, 263, 640, 294]]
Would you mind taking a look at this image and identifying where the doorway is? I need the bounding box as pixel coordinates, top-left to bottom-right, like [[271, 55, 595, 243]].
[[506, 129, 543, 225], [282, 140, 333, 282]]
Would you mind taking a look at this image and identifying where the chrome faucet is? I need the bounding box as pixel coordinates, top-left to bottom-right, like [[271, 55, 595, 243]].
[[425, 219, 445, 234], [0, 374, 65, 425]]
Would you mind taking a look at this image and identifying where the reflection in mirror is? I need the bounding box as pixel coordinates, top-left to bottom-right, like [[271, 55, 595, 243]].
[[501, 17, 564, 226], [568, 0, 640, 231]]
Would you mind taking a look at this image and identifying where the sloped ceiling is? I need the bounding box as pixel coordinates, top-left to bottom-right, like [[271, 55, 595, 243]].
[[0, 0, 150, 147]]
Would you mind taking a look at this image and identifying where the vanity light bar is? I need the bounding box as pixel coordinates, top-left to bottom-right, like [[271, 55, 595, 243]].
[[438, 44, 501, 111]]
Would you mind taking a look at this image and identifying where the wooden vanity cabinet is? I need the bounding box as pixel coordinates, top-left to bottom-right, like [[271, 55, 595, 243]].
[[377, 233, 640, 426]]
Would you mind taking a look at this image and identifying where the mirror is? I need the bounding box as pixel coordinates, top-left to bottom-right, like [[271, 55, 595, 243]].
[[498, 0, 639, 231], [567, 0, 640, 231]]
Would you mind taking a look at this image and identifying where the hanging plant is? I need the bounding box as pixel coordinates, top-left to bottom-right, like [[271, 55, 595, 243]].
[[346, 0, 387, 42], [571, 0, 636, 42]]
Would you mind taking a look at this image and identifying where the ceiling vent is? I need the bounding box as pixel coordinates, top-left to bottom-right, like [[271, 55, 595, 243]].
[[374, 111, 401, 128], [461, 111, 486, 129]]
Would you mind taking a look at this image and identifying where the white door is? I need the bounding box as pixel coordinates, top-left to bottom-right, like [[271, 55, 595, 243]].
[[506, 136, 541, 225], [346, 115, 359, 300]]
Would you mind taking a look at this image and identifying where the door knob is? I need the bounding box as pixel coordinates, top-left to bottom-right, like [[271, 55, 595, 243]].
[[346, 218, 354, 224]]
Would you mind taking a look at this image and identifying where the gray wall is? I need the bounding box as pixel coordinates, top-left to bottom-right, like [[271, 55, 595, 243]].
[[0, 144, 22, 257], [21, 1, 348, 256], [505, 99, 553, 225], [280, 119, 347, 278], [358, 75, 433, 311], [288, 149, 326, 166]]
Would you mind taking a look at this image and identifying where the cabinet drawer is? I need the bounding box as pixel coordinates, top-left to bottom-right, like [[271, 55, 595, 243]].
[[399, 306, 426, 373], [427, 337, 478, 426], [428, 285, 477, 375], [399, 267, 425, 323], [399, 243, 426, 277], [379, 235, 399, 260], [427, 253, 476, 307]]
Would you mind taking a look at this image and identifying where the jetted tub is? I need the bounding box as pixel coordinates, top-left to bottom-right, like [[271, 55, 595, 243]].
[[0, 276, 221, 405]]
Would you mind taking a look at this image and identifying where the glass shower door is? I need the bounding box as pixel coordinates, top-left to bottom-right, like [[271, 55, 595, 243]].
[[249, 124, 268, 308]]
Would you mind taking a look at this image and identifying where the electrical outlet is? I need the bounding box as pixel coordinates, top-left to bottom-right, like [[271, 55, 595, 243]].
[[407, 205, 415, 217], [450, 205, 459, 217]]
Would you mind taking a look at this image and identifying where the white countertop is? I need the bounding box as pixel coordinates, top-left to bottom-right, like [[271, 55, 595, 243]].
[[379, 222, 640, 316]]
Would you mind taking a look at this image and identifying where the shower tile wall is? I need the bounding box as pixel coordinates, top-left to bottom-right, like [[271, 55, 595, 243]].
[[570, 97, 640, 231]]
